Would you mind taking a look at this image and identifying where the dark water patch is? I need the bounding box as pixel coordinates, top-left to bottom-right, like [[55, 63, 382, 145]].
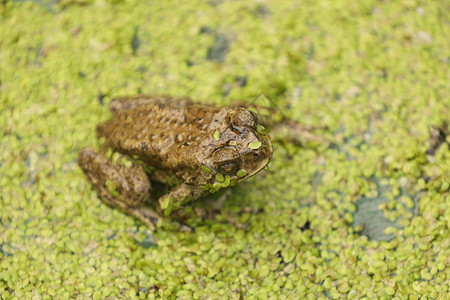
[[207, 33, 230, 63]]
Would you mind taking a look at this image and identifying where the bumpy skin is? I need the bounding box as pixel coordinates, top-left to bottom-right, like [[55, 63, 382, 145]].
[[78, 96, 273, 230]]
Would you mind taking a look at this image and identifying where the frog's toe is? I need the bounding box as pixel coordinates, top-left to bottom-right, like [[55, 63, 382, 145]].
[[139, 207, 193, 232], [78, 147, 97, 172], [138, 206, 160, 227]]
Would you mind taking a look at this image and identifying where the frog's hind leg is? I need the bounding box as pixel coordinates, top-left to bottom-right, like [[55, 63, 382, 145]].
[[78, 147, 160, 230]]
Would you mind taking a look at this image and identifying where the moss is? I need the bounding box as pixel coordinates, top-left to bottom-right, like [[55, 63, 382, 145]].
[[0, 0, 448, 298]]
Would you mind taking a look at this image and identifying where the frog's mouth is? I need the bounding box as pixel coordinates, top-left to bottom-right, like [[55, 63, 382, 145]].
[[240, 135, 273, 179]]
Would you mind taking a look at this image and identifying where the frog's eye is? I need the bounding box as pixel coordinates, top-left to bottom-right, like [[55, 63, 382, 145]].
[[211, 146, 241, 174], [232, 108, 256, 129], [218, 162, 239, 175]]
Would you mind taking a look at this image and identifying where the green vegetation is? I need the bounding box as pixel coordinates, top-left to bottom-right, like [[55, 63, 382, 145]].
[[0, 0, 448, 298]]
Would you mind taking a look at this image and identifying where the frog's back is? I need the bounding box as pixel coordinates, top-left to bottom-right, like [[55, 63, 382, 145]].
[[97, 97, 222, 172]]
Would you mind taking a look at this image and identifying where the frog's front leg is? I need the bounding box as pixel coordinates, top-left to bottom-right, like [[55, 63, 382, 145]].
[[159, 189, 260, 229], [78, 147, 162, 230], [156, 184, 207, 217], [189, 191, 259, 229]]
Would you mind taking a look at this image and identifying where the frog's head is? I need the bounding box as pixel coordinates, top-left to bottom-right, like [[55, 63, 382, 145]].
[[200, 107, 273, 192]]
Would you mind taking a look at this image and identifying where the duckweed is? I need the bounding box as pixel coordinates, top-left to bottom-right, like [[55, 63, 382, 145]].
[[257, 125, 267, 135], [249, 141, 262, 150], [105, 180, 119, 198], [201, 165, 212, 174], [237, 169, 247, 178], [0, 0, 448, 298], [213, 130, 220, 141], [121, 156, 133, 168], [215, 173, 224, 183]]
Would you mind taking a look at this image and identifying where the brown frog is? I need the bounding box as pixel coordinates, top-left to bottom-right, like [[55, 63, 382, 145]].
[[78, 96, 273, 230]]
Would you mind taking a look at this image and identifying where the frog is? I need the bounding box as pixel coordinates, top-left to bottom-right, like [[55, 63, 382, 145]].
[[78, 95, 274, 231]]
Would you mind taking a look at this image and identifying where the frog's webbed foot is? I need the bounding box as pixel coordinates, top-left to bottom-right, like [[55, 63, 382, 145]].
[[78, 147, 164, 230]]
